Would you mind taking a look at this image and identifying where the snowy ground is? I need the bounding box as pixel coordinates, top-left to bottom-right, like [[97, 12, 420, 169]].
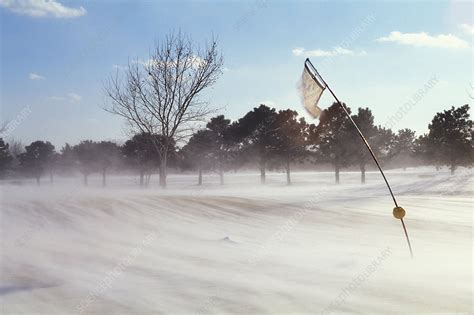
[[1, 168, 472, 314]]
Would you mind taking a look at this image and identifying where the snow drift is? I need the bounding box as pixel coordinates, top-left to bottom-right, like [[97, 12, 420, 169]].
[[0, 169, 472, 313]]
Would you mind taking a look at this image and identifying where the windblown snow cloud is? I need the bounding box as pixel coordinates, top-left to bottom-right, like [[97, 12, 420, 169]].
[[0, 0, 86, 18], [29, 72, 45, 80], [292, 46, 367, 57], [459, 24, 474, 35], [377, 31, 469, 49]]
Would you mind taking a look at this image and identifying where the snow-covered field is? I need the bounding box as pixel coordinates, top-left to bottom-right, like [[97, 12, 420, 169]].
[[1, 169, 472, 314]]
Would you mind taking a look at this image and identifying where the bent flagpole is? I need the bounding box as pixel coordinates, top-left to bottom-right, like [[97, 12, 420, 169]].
[[301, 58, 413, 258]]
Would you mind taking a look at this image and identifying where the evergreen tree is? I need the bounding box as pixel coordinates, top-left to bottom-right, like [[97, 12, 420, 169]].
[[350, 108, 377, 184], [233, 105, 279, 184], [180, 129, 214, 185], [57, 143, 76, 176], [47, 152, 60, 184], [314, 102, 353, 184], [73, 140, 99, 186], [350, 108, 394, 183], [19, 141, 55, 185], [391, 128, 416, 170], [96, 141, 120, 187], [206, 115, 237, 185], [122, 133, 159, 187], [423, 104, 473, 174], [273, 109, 308, 185]]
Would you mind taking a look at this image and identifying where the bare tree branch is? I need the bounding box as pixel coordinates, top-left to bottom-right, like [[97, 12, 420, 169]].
[[104, 31, 223, 187]]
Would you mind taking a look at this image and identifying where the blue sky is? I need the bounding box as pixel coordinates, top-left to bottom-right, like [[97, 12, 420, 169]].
[[1, 0, 472, 148]]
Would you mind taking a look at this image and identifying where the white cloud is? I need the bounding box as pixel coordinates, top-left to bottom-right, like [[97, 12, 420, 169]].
[[49, 93, 81, 102], [292, 47, 305, 56], [0, 0, 86, 18], [112, 64, 128, 71], [68, 93, 82, 102], [377, 31, 469, 49], [130, 58, 161, 68], [50, 96, 65, 101], [133, 55, 205, 68], [292, 46, 367, 57], [29, 72, 45, 80], [459, 24, 474, 35]]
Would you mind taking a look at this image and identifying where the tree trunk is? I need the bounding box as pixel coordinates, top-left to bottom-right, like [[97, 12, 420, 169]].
[[198, 168, 202, 185], [50, 172, 53, 184], [450, 164, 455, 175], [144, 173, 150, 187], [139, 171, 144, 187], [219, 169, 224, 185], [360, 163, 366, 184], [36, 175, 40, 186], [159, 159, 167, 188], [83, 174, 88, 186], [259, 159, 266, 184], [286, 159, 291, 185], [102, 169, 106, 187], [335, 164, 340, 184]]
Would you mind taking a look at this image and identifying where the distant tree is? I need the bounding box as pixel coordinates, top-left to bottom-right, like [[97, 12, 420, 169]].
[[96, 141, 120, 187], [314, 102, 353, 184], [180, 129, 214, 185], [391, 128, 416, 170], [7, 139, 23, 157], [350, 108, 394, 184], [272, 109, 308, 185], [423, 105, 473, 174], [350, 108, 377, 184], [105, 31, 223, 188], [306, 121, 320, 156], [414, 134, 437, 168], [371, 126, 395, 173], [206, 115, 237, 185], [57, 143, 77, 175], [6, 138, 24, 176], [122, 133, 159, 187], [46, 152, 60, 184], [73, 140, 99, 186], [0, 138, 12, 179], [19, 141, 55, 185], [234, 105, 279, 184]]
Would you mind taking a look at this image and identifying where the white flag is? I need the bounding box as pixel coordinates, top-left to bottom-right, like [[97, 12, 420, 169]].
[[299, 59, 326, 118]]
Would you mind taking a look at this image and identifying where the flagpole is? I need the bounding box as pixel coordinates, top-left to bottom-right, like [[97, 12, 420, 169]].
[[304, 59, 413, 258], [326, 85, 414, 258]]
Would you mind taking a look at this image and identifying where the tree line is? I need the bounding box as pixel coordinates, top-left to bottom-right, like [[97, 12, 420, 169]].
[[0, 103, 471, 186]]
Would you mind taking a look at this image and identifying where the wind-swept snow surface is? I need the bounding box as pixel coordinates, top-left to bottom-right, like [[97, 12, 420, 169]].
[[1, 169, 472, 313]]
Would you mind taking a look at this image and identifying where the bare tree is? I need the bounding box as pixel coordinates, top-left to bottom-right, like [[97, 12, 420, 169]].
[[104, 31, 223, 188], [7, 138, 24, 159]]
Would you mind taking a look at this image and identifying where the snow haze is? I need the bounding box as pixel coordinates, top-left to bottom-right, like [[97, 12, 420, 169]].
[[1, 169, 472, 313]]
